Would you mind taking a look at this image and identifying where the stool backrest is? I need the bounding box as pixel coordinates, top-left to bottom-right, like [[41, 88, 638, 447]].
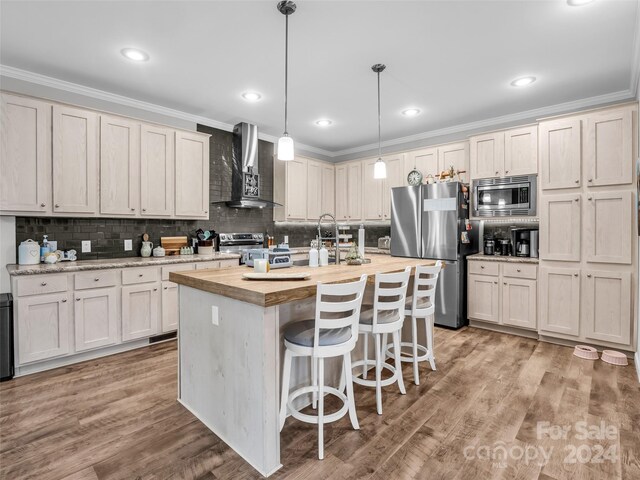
[[313, 274, 368, 351], [411, 261, 442, 316], [370, 266, 411, 329]]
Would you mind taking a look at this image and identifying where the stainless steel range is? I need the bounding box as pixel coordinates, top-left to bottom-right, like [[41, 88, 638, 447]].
[[218, 233, 264, 262]]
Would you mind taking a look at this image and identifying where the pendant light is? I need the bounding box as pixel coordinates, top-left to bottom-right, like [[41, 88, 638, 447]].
[[277, 1, 296, 161], [372, 64, 387, 179]]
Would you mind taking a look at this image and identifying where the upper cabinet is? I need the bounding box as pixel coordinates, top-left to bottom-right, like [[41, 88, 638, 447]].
[[405, 147, 438, 179], [504, 126, 537, 177], [335, 161, 363, 221], [470, 131, 505, 179], [335, 163, 349, 221], [174, 131, 210, 218], [306, 159, 322, 220], [0, 93, 51, 213], [539, 118, 582, 190], [585, 191, 632, 264], [321, 163, 335, 216], [284, 157, 308, 220], [384, 154, 406, 220], [404, 142, 469, 182], [52, 105, 98, 214], [362, 159, 384, 221], [438, 142, 469, 181], [140, 125, 175, 217]]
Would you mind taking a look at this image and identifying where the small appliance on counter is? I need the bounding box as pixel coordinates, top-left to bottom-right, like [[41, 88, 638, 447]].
[[498, 239, 512, 256], [219, 233, 264, 260], [483, 237, 495, 256], [243, 248, 293, 269], [511, 228, 538, 257], [378, 236, 391, 250]]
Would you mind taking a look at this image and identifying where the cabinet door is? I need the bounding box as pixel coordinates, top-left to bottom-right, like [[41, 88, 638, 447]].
[[306, 160, 322, 220], [501, 277, 537, 330], [162, 281, 179, 333], [52, 105, 98, 214], [285, 157, 307, 220], [584, 109, 633, 187], [0, 93, 51, 213], [438, 142, 469, 181], [321, 163, 335, 216], [383, 155, 406, 219], [585, 191, 632, 264], [17, 292, 70, 364], [347, 162, 363, 220], [539, 267, 580, 337], [74, 287, 118, 352], [100, 115, 139, 216], [504, 126, 537, 176], [175, 131, 209, 218], [467, 274, 500, 323], [583, 270, 631, 345], [405, 147, 438, 179], [539, 118, 581, 190], [122, 284, 160, 341], [362, 159, 384, 220], [470, 132, 504, 179], [335, 165, 349, 220], [539, 194, 581, 262], [141, 125, 174, 216]]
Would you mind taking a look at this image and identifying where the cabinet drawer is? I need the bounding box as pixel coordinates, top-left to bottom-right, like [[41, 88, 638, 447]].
[[195, 261, 220, 270], [75, 270, 119, 290], [161, 263, 195, 280], [16, 275, 68, 297], [502, 263, 537, 280], [468, 261, 499, 276], [122, 267, 160, 285]]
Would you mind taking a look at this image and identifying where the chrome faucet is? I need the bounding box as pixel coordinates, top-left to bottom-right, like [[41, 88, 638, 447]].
[[317, 213, 340, 265]]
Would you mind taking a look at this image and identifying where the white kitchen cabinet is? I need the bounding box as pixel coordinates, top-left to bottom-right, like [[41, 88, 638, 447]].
[[306, 159, 322, 220], [467, 273, 500, 323], [539, 267, 580, 337], [284, 157, 307, 220], [175, 131, 209, 218], [405, 147, 438, 179], [470, 131, 504, 179], [17, 292, 70, 364], [74, 287, 118, 352], [347, 162, 362, 221], [141, 124, 174, 217], [501, 277, 537, 330], [585, 191, 632, 264], [335, 164, 349, 220], [504, 126, 537, 177], [52, 105, 98, 214], [122, 283, 160, 341], [539, 118, 581, 190], [0, 93, 51, 214], [383, 154, 406, 219], [539, 194, 581, 262], [321, 163, 335, 216], [161, 281, 179, 333], [583, 270, 631, 345], [100, 115, 139, 216], [438, 142, 469, 181], [362, 159, 384, 220]]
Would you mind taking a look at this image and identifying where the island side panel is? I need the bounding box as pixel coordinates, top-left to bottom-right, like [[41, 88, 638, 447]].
[[178, 285, 281, 477]]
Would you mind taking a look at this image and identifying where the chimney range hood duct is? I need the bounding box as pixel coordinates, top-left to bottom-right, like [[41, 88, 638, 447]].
[[222, 122, 282, 209]]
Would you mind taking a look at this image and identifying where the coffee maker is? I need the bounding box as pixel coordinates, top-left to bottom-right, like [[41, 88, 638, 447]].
[[511, 228, 538, 257]]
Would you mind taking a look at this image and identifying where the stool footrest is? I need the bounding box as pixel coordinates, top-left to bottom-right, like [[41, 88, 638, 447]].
[[351, 359, 400, 388], [287, 386, 349, 425], [385, 341, 432, 363]]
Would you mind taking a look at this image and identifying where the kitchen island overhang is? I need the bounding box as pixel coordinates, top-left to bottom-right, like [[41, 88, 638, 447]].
[[170, 254, 439, 477]]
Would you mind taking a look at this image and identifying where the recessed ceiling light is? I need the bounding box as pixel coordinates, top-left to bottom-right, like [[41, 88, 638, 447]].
[[567, 0, 595, 6], [510, 76, 536, 87], [315, 119, 332, 127], [241, 91, 262, 102], [401, 108, 421, 117], [120, 48, 149, 62]]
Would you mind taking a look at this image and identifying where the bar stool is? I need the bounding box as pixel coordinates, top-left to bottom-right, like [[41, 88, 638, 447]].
[[351, 267, 411, 415], [279, 274, 367, 460], [386, 262, 442, 385]]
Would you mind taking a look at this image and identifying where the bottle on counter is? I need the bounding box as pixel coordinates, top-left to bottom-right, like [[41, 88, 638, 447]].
[[40, 235, 50, 262], [309, 237, 319, 267], [263, 232, 270, 249], [358, 225, 365, 259], [319, 243, 329, 267]]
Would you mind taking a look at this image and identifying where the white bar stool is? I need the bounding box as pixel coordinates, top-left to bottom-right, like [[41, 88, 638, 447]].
[[279, 274, 367, 460], [386, 262, 442, 385], [351, 267, 411, 415]]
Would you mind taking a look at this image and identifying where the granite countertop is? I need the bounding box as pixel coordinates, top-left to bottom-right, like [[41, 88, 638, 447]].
[[288, 246, 391, 255], [6, 252, 241, 276], [466, 253, 539, 264]]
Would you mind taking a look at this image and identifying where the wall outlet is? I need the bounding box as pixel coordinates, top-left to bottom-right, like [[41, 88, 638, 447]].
[[211, 306, 219, 326], [124, 239, 132, 251], [81, 240, 91, 253]]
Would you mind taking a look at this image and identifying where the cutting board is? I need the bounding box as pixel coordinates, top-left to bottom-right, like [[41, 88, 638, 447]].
[[161, 236, 188, 256], [243, 272, 310, 281]]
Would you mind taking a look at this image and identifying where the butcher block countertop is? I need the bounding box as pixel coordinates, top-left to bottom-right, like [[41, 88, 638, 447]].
[[170, 254, 438, 307]]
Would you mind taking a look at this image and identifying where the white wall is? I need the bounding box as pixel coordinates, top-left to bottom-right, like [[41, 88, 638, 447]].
[[0, 216, 16, 294]]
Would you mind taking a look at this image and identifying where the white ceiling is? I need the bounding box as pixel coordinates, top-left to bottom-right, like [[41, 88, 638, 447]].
[[1, 0, 639, 156]]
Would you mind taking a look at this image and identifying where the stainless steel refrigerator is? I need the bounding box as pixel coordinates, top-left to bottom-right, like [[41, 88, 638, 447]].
[[390, 182, 479, 329]]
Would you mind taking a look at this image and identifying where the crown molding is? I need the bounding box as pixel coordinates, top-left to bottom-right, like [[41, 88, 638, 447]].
[[331, 88, 635, 158], [0, 64, 334, 158]]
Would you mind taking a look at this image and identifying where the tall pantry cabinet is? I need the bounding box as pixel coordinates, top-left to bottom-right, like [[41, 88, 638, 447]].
[[538, 103, 637, 350]]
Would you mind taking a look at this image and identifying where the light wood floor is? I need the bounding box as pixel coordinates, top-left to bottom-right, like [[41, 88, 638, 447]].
[[1, 327, 638, 480]]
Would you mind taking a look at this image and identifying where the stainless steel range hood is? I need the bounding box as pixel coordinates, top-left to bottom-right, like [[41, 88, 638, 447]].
[[222, 122, 281, 209]]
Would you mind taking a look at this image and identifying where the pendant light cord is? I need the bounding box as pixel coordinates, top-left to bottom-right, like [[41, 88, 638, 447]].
[[284, 14, 289, 136], [377, 69, 381, 159]]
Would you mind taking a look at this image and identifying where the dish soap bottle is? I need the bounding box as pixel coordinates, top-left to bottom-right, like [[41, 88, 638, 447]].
[[319, 243, 329, 267], [309, 237, 319, 267], [40, 235, 50, 262]]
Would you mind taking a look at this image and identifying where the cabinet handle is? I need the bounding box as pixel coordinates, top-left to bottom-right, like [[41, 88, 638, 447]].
[[153, 288, 158, 291], [480, 265, 485, 269], [61, 299, 67, 303], [41, 282, 47, 286], [574, 180, 579, 184], [573, 273, 578, 277], [505, 170, 509, 174], [131, 208, 135, 211], [55, 204, 59, 208], [493, 281, 498, 284], [139, 274, 143, 277], [40, 203, 46, 207], [204, 211, 208, 214], [495, 171, 499, 175], [142, 208, 146, 212], [574, 198, 579, 202], [94, 278, 99, 282], [503, 282, 507, 285], [587, 274, 592, 278], [588, 178, 593, 183], [517, 269, 521, 272], [587, 197, 592, 201], [164, 286, 168, 290], [76, 298, 81, 301]]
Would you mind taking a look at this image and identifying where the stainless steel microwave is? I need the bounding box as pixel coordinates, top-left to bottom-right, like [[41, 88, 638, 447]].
[[472, 175, 537, 217]]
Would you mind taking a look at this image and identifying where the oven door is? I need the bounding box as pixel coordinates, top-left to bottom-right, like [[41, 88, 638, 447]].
[[473, 179, 535, 217]]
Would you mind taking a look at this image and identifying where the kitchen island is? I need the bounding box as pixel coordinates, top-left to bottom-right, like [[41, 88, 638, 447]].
[[169, 254, 437, 477]]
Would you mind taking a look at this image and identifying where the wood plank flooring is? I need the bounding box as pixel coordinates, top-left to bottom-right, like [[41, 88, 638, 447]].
[[1, 327, 638, 480]]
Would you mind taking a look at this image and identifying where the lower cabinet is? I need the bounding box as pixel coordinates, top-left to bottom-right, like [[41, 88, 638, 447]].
[[501, 277, 537, 330], [161, 281, 179, 333], [16, 292, 70, 364], [467, 273, 500, 323], [122, 283, 160, 342], [539, 267, 580, 337], [74, 287, 118, 352], [583, 270, 631, 345]]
